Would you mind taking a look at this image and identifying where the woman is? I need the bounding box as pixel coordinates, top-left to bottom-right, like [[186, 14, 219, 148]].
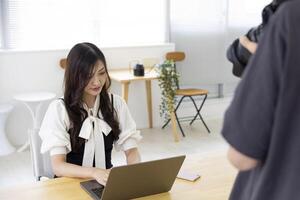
[[39, 42, 142, 185]]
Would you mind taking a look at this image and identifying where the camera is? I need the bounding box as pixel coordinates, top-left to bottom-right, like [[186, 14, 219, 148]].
[[226, 0, 286, 77]]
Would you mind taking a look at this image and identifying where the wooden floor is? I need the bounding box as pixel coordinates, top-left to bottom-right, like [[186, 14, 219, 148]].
[[0, 97, 233, 188]]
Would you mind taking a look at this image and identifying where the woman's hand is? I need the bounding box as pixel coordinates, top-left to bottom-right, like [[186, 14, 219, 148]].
[[51, 154, 110, 183], [91, 168, 111, 186], [125, 148, 141, 165], [239, 36, 258, 54]]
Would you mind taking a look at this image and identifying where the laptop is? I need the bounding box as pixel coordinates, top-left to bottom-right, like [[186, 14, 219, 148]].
[[80, 155, 185, 200]]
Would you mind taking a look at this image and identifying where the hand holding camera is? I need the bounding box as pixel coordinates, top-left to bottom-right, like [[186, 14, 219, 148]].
[[239, 36, 257, 54]]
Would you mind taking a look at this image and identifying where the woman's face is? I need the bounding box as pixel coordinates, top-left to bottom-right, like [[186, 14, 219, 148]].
[[84, 60, 107, 97]]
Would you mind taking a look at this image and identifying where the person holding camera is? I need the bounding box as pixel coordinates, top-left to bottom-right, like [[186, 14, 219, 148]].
[[39, 42, 142, 185], [222, 0, 300, 199]]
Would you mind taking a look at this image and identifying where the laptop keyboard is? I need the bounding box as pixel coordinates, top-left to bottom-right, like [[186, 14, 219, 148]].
[[91, 187, 104, 197]]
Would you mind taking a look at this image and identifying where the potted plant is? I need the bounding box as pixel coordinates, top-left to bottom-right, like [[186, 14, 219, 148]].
[[156, 60, 180, 122]]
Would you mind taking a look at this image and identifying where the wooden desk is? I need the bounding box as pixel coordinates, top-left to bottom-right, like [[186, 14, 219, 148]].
[[109, 68, 180, 142], [0, 153, 237, 200]]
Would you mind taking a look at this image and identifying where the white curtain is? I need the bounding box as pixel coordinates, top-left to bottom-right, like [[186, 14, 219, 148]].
[[1, 0, 167, 50], [170, 0, 271, 85], [227, 0, 271, 40], [170, 0, 228, 85], [0, 0, 4, 48], [99, 0, 167, 47]]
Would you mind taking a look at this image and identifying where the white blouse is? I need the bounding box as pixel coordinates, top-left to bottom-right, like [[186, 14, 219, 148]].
[[39, 93, 142, 169]]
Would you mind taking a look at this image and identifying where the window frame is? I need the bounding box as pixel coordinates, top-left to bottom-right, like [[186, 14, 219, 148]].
[[0, 0, 169, 51]]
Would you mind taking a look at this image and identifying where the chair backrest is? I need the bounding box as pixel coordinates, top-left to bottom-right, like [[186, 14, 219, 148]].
[[165, 52, 185, 62], [29, 128, 54, 181], [59, 58, 67, 69]]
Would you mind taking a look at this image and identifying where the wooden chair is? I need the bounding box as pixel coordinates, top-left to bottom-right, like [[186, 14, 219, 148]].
[[162, 52, 210, 136], [59, 58, 67, 69]]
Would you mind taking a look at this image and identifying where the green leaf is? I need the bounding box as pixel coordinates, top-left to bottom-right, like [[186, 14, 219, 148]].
[[156, 60, 179, 123]]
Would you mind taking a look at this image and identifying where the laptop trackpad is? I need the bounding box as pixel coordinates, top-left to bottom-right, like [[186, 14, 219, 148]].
[[91, 187, 104, 198], [80, 180, 105, 199]]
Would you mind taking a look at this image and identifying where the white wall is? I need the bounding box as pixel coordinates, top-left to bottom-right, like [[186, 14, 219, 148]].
[[0, 44, 175, 146]]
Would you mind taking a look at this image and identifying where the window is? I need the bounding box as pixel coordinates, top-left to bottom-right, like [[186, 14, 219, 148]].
[[0, 0, 4, 48], [0, 0, 167, 50], [99, 0, 167, 47]]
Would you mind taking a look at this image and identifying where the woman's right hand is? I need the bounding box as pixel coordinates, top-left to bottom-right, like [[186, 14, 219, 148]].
[[91, 168, 111, 186]]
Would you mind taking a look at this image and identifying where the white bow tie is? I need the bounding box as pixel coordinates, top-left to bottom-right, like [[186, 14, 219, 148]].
[[79, 115, 112, 169]]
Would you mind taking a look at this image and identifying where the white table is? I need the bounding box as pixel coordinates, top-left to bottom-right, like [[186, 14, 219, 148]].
[[14, 92, 56, 152], [0, 104, 15, 156]]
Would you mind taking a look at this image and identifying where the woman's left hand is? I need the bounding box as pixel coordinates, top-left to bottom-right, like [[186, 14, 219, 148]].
[[125, 148, 141, 165]]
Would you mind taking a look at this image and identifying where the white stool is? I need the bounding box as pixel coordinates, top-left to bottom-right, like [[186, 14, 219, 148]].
[[14, 92, 56, 152], [0, 104, 16, 156]]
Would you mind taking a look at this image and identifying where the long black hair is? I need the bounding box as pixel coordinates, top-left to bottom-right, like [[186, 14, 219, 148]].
[[64, 42, 120, 152]]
